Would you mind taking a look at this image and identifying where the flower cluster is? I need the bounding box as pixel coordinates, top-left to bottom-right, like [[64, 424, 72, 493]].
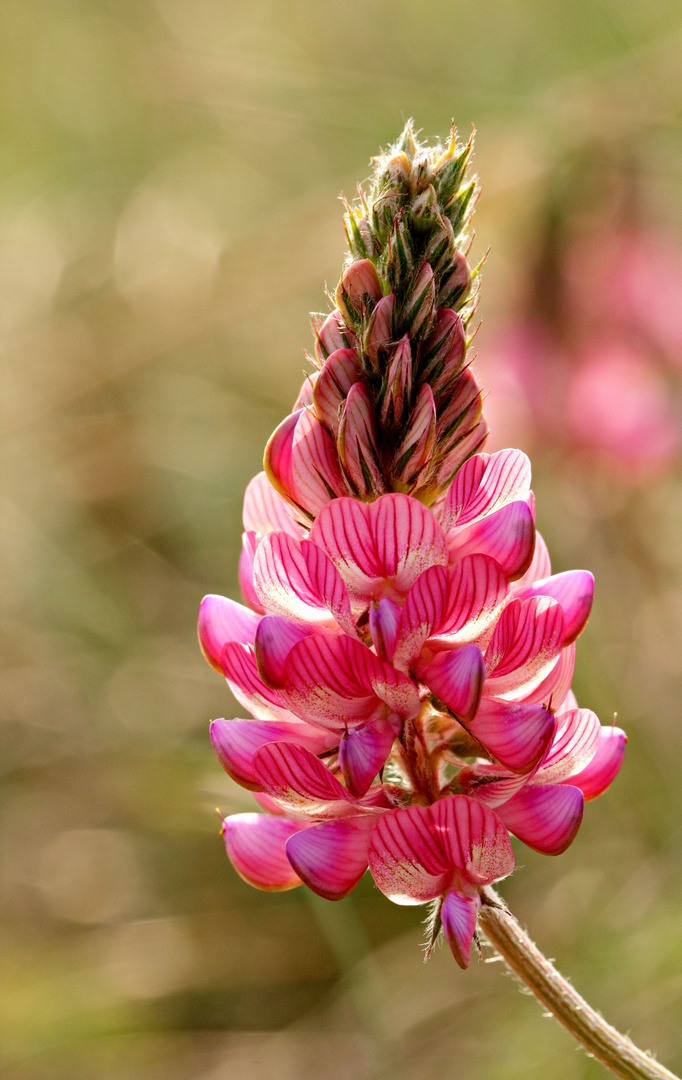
[[199, 125, 626, 968]]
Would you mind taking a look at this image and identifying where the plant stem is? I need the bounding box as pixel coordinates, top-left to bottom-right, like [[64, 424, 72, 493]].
[[479, 889, 679, 1080]]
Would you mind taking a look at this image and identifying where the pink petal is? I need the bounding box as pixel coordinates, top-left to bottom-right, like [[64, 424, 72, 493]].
[[292, 372, 318, 410], [210, 718, 337, 790], [441, 889, 479, 969], [243, 471, 303, 539], [422, 645, 485, 724], [513, 529, 552, 587], [537, 708, 601, 784], [394, 556, 508, 670], [448, 500, 536, 581], [520, 643, 576, 707], [314, 309, 355, 363], [254, 616, 314, 688], [238, 532, 265, 614], [432, 795, 515, 885], [514, 570, 594, 645], [222, 812, 309, 891], [496, 784, 584, 855], [338, 722, 398, 798], [310, 493, 447, 605], [562, 726, 626, 800], [252, 741, 354, 816], [369, 597, 401, 663], [466, 698, 555, 773], [281, 634, 420, 730], [484, 597, 565, 698], [198, 594, 261, 672], [263, 410, 301, 511], [458, 762, 528, 808], [221, 641, 304, 724], [338, 381, 385, 496], [286, 816, 375, 900], [442, 449, 532, 532], [253, 532, 355, 635], [314, 348, 363, 437], [291, 409, 347, 518], [368, 804, 451, 904]]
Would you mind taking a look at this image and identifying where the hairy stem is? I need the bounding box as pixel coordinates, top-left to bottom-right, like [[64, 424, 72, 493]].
[[479, 889, 679, 1080]]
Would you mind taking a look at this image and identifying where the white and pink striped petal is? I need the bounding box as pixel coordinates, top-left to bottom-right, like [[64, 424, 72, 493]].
[[253, 533, 356, 635], [210, 718, 337, 790], [560, 726, 626, 800], [484, 596, 565, 699], [514, 570, 594, 646], [447, 501, 536, 581], [442, 449, 532, 533], [252, 741, 355, 817], [198, 594, 261, 672]]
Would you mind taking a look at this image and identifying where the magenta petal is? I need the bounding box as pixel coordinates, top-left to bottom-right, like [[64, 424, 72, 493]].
[[285, 817, 375, 900], [369, 805, 450, 904], [515, 570, 594, 645], [222, 813, 309, 890], [441, 890, 479, 969], [221, 641, 302, 724], [369, 597, 401, 663], [310, 493, 447, 605], [210, 718, 337, 790], [198, 594, 261, 672], [253, 532, 355, 635], [263, 410, 301, 509], [291, 409, 347, 517], [466, 698, 555, 774], [422, 645, 485, 724], [448, 500, 535, 581], [538, 708, 601, 784], [442, 449, 532, 532], [253, 741, 354, 816], [484, 596, 565, 698], [562, 726, 626, 800], [432, 796, 515, 885], [243, 471, 303, 539], [238, 532, 265, 614], [254, 616, 314, 688], [339, 722, 398, 798], [314, 348, 362, 436], [496, 784, 584, 855], [513, 529, 552, 587]]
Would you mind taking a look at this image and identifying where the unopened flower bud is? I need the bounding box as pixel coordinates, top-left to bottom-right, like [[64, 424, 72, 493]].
[[385, 217, 416, 295], [380, 335, 412, 428], [392, 382, 436, 488], [313, 348, 362, 437], [314, 309, 355, 363], [364, 294, 395, 371], [438, 250, 472, 308], [402, 262, 436, 339], [335, 259, 383, 329], [337, 382, 385, 497], [419, 308, 466, 398]]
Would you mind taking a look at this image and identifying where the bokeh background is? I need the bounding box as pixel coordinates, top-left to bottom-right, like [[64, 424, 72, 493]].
[[2, 2, 682, 1077]]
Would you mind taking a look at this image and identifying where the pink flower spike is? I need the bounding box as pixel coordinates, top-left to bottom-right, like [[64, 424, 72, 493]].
[[254, 616, 314, 688], [210, 718, 337, 790], [314, 348, 363, 437], [448, 500, 536, 582], [243, 471, 303, 539], [337, 382, 385, 496], [252, 741, 355, 817], [221, 813, 309, 891], [310, 493, 447, 606], [496, 784, 584, 855], [198, 594, 261, 672], [338, 721, 398, 797], [484, 596, 565, 699], [440, 889, 479, 969], [442, 449, 532, 533], [369, 597, 401, 663], [285, 816, 376, 900], [422, 645, 485, 724], [562, 726, 626, 801], [253, 532, 356, 636], [514, 570, 594, 646]]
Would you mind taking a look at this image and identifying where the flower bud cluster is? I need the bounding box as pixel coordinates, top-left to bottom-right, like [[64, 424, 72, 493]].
[[265, 122, 487, 523]]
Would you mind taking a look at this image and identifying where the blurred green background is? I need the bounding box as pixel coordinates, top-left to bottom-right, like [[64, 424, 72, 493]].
[[2, 1, 682, 1077]]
